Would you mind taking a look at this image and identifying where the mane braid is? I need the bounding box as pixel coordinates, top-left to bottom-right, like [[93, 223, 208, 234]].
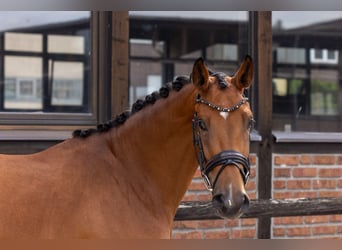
[[210, 71, 228, 89], [72, 75, 191, 138]]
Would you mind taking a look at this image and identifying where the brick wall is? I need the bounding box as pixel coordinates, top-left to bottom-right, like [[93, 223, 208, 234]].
[[171, 154, 258, 239], [272, 154, 342, 239], [172, 153, 342, 239]]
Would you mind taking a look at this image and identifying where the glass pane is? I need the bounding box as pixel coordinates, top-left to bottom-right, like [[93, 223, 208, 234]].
[[327, 50, 337, 60], [5, 33, 42, 52], [272, 11, 342, 132], [206, 44, 238, 61], [4, 56, 42, 110], [276, 47, 306, 64], [129, 61, 161, 107], [311, 69, 338, 115], [315, 49, 323, 59], [48, 35, 85, 54], [129, 11, 249, 107], [50, 61, 84, 106], [130, 39, 164, 58]]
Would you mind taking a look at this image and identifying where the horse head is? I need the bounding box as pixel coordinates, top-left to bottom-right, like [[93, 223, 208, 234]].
[[191, 56, 254, 219]]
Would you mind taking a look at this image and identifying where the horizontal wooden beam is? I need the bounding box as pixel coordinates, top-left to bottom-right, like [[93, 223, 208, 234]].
[[174, 198, 342, 221]]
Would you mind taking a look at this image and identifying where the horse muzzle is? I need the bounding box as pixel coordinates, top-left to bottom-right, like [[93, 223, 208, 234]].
[[202, 150, 250, 218], [212, 191, 250, 219]]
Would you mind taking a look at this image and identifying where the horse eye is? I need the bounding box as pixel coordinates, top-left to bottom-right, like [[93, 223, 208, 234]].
[[198, 119, 208, 131]]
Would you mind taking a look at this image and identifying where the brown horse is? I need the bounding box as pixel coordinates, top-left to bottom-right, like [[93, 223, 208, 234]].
[[0, 56, 254, 238]]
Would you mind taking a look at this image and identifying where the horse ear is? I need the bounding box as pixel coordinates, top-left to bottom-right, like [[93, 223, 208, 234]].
[[232, 55, 254, 91], [192, 57, 209, 91]]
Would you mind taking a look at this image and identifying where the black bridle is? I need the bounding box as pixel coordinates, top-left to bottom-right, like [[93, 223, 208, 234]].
[[192, 93, 250, 192]]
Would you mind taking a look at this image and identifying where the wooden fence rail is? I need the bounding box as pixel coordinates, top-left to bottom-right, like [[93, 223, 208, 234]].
[[174, 197, 342, 221]]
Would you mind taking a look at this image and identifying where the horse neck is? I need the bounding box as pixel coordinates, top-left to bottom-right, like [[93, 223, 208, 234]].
[[109, 84, 198, 216]]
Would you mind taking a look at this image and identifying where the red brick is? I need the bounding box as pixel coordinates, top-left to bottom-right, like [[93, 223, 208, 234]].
[[313, 180, 337, 189], [287, 227, 311, 237], [319, 168, 342, 177], [249, 155, 257, 165], [273, 218, 281, 224], [193, 169, 202, 178], [330, 214, 342, 222], [273, 216, 303, 225], [247, 192, 257, 200], [225, 219, 239, 227], [312, 225, 336, 235], [300, 155, 312, 165], [241, 218, 257, 226], [203, 230, 229, 239], [182, 193, 197, 201], [198, 220, 225, 229], [249, 168, 256, 178], [172, 231, 202, 239], [273, 228, 286, 237], [245, 181, 256, 191], [319, 191, 342, 197], [232, 229, 256, 239], [274, 155, 299, 166], [337, 156, 342, 165], [197, 193, 211, 201], [273, 192, 294, 199], [312, 155, 336, 165], [292, 191, 318, 198], [273, 180, 286, 189], [188, 181, 207, 191], [305, 215, 330, 224], [292, 168, 317, 177], [274, 168, 291, 177], [287, 180, 311, 189], [172, 221, 198, 230]]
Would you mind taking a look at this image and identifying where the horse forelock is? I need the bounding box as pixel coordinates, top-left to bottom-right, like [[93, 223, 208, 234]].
[[209, 70, 229, 90], [72, 75, 191, 138]]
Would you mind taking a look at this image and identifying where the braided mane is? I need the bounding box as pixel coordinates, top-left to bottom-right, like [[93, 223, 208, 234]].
[[73, 63, 232, 139], [73, 75, 191, 138]]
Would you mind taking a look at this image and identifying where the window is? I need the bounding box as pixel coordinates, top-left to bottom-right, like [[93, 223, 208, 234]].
[[273, 78, 307, 116], [0, 11, 93, 125], [129, 11, 249, 106], [310, 48, 338, 64], [272, 11, 342, 132], [206, 44, 238, 61], [276, 47, 306, 64]]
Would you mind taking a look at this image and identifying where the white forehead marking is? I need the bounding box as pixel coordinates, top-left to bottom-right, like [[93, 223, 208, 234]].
[[220, 111, 229, 120]]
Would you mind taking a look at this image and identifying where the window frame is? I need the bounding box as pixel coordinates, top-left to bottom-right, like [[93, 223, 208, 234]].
[[0, 11, 97, 128], [272, 39, 342, 130], [310, 48, 339, 64]]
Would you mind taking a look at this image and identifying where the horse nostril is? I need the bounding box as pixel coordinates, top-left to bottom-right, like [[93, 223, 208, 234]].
[[212, 193, 234, 210], [212, 194, 225, 209]]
